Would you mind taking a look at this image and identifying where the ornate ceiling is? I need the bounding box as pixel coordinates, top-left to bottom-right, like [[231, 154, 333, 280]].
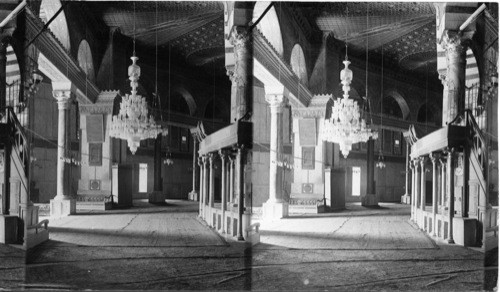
[[85, 1, 225, 67], [289, 2, 438, 72], [81, 2, 470, 75]]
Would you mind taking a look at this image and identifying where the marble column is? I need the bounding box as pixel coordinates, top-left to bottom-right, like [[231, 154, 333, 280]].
[[263, 94, 288, 220], [50, 90, 76, 217], [0, 41, 6, 109], [229, 156, 235, 205], [420, 157, 427, 212], [266, 94, 283, 203], [447, 148, 455, 244], [229, 27, 253, 121], [401, 142, 412, 204], [431, 154, 439, 236], [410, 161, 416, 221], [440, 31, 470, 124], [363, 138, 378, 206], [413, 159, 420, 223], [189, 138, 199, 201], [148, 134, 165, 204], [236, 147, 245, 241], [440, 158, 447, 212], [219, 150, 228, 233], [201, 156, 209, 219], [208, 153, 215, 209], [197, 157, 203, 217]]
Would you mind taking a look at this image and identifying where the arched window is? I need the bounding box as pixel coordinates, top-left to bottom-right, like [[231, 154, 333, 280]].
[[40, 0, 70, 50], [382, 96, 404, 119], [77, 40, 95, 83], [204, 99, 228, 122], [290, 44, 308, 86], [417, 103, 438, 126], [253, 2, 283, 57], [164, 92, 191, 116]]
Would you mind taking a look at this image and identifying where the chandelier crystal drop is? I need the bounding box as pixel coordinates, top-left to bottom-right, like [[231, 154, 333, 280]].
[[322, 59, 377, 158], [110, 56, 167, 154]]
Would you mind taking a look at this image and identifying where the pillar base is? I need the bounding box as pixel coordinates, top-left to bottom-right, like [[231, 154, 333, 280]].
[[50, 198, 76, 218], [188, 191, 199, 201], [148, 191, 166, 204], [361, 193, 378, 207], [452, 217, 477, 247], [0, 215, 19, 244], [401, 194, 411, 204], [262, 200, 288, 221]]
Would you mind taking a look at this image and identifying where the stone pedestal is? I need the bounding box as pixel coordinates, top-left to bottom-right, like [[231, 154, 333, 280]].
[[263, 200, 288, 221], [401, 194, 411, 204], [0, 215, 18, 244], [361, 194, 378, 207], [188, 191, 198, 201], [148, 191, 166, 204], [452, 217, 477, 246], [50, 198, 76, 217]]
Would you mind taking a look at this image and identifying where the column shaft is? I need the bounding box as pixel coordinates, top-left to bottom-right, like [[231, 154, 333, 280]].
[[431, 154, 438, 236], [405, 143, 411, 196], [198, 157, 203, 216], [220, 151, 227, 233], [191, 139, 197, 193], [209, 154, 215, 208], [229, 157, 235, 204], [447, 149, 455, 243], [55, 93, 71, 199], [236, 148, 244, 240], [420, 158, 426, 212], [265, 95, 283, 203], [410, 162, 416, 221]]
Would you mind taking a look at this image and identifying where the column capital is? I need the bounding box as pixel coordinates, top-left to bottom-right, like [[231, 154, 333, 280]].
[[419, 156, 427, 166], [202, 155, 208, 165], [440, 30, 473, 52], [430, 153, 441, 164], [208, 153, 215, 165], [53, 90, 73, 110], [197, 157, 203, 167], [230, 26, 251, 48], [219, 149, 230, 161], [265, 94, 284, 112]]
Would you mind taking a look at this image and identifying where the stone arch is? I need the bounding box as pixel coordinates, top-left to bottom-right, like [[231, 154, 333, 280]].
[[383, 89, 410, 120], [39, 0, 70, 50], [417, 102, 440, 126], [290, 44, 308, 86], [172, 86, 197, 116], [203, 97, 230, 122], [252, 1, 283, 57], [77, 40, 95, 83]]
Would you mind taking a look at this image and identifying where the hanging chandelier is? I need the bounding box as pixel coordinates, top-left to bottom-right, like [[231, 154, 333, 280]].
[[109, 55, 166, 154], [322, 49, 377, 158], [376, 150, 386, 168]]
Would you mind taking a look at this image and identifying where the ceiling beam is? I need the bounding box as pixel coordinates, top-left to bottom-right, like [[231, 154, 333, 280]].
[[335, 15, 434, 42], [126, 12, 221, 38]]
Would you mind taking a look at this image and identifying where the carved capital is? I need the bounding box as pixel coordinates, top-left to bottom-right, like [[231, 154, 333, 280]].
[[219, 149, 230, 162], [197, 157, 203, 167], [265, 94, 284, 112], [430, 153, 441, 164], [53, 90, 73, 110], [230, 26, 251, 49], [441, 30, 470, 58]]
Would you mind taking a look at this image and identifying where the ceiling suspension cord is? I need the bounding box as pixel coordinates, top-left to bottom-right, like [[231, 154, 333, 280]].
[[425, 62, 429, 133], [155, 1, 162, 121], [133, 2, 136, 57], [168, 42, 171, 149], [380, 45, 384, 153]]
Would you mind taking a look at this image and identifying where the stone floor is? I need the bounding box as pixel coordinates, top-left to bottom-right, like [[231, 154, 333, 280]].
[[0, 244, 25, 290], [18, 200, 498, 290]]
